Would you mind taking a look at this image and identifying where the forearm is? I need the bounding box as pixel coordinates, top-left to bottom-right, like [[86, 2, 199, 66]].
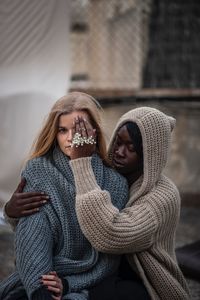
[[70, 158, 156, 254], [70, 157, 101, 194]]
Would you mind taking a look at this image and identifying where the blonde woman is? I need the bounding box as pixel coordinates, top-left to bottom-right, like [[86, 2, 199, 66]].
[[0, 92, 128, 300]]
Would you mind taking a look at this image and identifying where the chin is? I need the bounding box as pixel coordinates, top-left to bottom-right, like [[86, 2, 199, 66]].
[[113, 165, 125, 174], [61, 149, 71, 157]]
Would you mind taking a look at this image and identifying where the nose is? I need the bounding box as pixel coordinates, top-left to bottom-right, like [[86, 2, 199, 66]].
[[67, 129, 73, 142], [115, 145, 125, 157]]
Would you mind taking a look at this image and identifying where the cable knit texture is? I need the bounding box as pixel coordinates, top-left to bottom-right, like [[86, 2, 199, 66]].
[[0, 148, 128, 300], [70, 107, 190, 300]]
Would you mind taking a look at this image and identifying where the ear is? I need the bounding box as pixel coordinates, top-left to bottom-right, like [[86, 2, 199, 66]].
[[168, 116, 176, 131]]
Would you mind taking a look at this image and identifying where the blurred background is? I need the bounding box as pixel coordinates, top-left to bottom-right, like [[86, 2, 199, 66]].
[[0, 0, 199, 297]]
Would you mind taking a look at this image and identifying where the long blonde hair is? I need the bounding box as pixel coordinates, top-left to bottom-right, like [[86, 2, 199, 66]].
[[28, 92, 107, 161]]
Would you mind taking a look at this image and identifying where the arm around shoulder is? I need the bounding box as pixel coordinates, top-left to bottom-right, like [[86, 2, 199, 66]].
[[70, 157, 157, 254]]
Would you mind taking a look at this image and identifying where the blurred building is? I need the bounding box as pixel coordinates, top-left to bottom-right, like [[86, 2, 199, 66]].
[[69, 0, 152, 94], [68, 0, 200, 204], [69, 0, 200, 96]]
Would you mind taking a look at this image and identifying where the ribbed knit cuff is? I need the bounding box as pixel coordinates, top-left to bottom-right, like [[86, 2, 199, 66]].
[[70, 157, 100, 194]]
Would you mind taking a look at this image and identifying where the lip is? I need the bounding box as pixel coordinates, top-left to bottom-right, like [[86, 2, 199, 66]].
[[112, 157, 124, 167]]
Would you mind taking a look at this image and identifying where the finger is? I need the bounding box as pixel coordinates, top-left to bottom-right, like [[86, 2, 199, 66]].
[[21, 208, 40, 216], [17, 194, 49, 204], [84, 118, 95, 137], [16, 192, 48, 200], [15, 178, 26, 193], [75, 116, 80, 133], [72, 119, 76, 137], [46, 285, 61, 294], [42, 274, 57, 281], [49, 271, 57, 275], [42, 279, 59, 287], [79, 117, 87, 139], [19, 197, 49, 208], [19, 202, 47, 214]]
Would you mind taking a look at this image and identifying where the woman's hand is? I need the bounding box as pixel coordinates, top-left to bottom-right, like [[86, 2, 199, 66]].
[[70, 116, 96, 160], [5, 178, 49, 218], [41, 271, 63, 300]]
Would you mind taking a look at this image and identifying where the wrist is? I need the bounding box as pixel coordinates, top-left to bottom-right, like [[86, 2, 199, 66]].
[[5, 201, 15, 218]]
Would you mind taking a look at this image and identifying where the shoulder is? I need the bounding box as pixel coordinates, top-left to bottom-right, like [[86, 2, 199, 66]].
[[21, 156, 51, 188], [144, 175, 181, 219], [157, 175, 180, 200], [105, 164, 127, 185], [22, 156, 48, 174]]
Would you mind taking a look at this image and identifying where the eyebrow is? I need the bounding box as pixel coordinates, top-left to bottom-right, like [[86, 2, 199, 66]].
[[117, 132, 133, 144], [58, 126, 67, 129]]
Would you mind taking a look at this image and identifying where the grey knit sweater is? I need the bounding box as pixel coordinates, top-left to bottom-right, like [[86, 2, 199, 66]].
[[0, 148, 128, 300], [70, 107, 190, 300]]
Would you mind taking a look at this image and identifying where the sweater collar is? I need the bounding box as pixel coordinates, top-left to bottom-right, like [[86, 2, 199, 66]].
[[52, 146, 103, 186]]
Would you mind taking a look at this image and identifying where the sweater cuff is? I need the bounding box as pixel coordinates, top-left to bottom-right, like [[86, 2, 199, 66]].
[[70, 157, 100, 194]]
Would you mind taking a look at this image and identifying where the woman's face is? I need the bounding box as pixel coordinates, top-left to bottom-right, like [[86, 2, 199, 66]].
[[112, 125, 142, 176], [57, 111, 90, 157]]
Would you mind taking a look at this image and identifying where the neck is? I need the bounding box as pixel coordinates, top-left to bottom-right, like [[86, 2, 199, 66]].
[[126, 170, 143, 187]]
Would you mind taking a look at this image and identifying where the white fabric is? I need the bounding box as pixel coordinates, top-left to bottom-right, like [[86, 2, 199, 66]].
[[0, 0, 70, 205]]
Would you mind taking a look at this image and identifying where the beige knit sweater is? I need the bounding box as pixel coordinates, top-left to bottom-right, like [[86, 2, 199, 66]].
[[70, 107, 190, 300]]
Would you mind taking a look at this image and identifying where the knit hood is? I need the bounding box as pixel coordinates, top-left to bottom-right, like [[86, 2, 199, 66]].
[[108, 107, 176, 205]]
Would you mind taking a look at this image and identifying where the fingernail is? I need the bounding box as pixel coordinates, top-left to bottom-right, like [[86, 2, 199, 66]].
[[45, 196, 49, 199], [42, 200, 47, 204]]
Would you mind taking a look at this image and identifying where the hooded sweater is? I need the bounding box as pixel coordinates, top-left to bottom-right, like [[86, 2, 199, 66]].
[[0, 148, 128, 300], [69, 107, 190, 300]]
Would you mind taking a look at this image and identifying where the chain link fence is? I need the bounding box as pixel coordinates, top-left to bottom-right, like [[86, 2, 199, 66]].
[[69, 0, 152, 92]]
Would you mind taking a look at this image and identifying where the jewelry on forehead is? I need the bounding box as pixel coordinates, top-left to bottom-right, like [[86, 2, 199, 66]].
[[71, 132, 96, 148]]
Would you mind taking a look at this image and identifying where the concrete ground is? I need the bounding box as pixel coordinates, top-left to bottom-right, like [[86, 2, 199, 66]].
[[0, 205, 200, 298]]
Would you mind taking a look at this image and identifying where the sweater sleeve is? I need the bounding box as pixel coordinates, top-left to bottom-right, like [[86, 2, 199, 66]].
[[70, 157, 157, 254], [15, 210, 54, 299]]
